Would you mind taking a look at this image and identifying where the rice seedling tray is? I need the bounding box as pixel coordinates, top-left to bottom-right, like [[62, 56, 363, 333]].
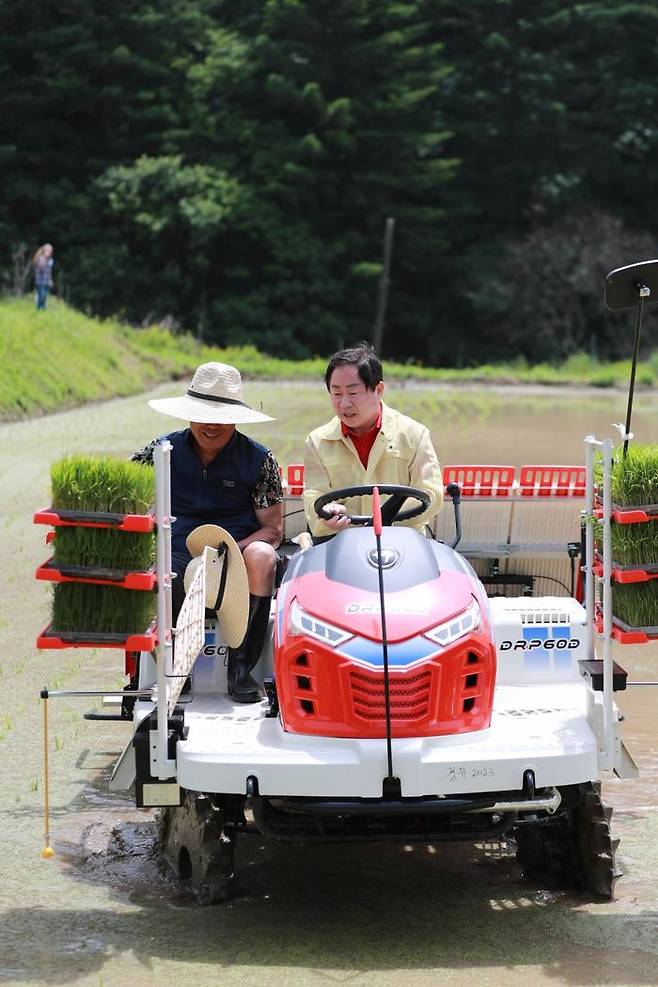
[[35, 559, 156, 590], [595, 607, 658, 644], [594, 496, 658, 525], [37, 623, 157, 651], [34, 508, 155, 532], [593, 558, 658, 584]]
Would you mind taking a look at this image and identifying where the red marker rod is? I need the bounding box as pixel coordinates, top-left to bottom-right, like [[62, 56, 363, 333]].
[[373, 485, 383, 536]]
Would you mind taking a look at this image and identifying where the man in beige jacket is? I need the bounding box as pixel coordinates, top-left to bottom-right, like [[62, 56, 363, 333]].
[[303, 343, 443, 539]]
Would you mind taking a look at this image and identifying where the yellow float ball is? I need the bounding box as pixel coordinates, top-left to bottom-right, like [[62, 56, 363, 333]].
[[41, 846, 55, 859]]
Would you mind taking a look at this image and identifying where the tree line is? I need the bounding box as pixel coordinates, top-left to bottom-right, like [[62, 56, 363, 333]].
[[2, 0, 657, 365]]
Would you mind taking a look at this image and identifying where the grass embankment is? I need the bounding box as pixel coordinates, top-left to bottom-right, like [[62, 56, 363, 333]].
[[1, 296, 656, 421]]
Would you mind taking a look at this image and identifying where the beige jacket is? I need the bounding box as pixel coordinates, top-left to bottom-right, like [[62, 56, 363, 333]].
[[303, 402, 443, 537]]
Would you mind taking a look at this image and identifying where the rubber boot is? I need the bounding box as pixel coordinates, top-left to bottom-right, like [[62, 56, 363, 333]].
[[227, 594, 271, 704]]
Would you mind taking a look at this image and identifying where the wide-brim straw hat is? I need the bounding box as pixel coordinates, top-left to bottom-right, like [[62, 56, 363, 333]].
[[183, 524, 249, 647], [149, 362, 274, 424]]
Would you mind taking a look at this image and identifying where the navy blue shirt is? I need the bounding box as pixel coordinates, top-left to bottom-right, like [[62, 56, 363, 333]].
[[132, 429, 283, 556]]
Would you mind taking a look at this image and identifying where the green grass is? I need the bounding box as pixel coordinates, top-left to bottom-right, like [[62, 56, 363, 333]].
[[51, 583, 154, 634], [53, 527, 154, 570], [613, 581, 658, 629], [611, 444, 658, 506], [51, 454, 154, 513], [609, 524, 658, 566], [594, 445, 658, 565], [1, 295, 657, 421]]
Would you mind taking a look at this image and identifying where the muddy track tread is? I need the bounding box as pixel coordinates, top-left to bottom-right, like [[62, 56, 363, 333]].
[[158, 793, 233, 904], [514, 782, 618, 900]]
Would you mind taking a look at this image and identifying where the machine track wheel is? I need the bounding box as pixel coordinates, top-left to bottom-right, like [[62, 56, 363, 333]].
[[156, 792, 236, 904], [514, 782, 620, 900]]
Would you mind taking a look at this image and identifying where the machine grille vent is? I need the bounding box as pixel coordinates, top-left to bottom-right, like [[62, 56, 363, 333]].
[[349, 668, 431, 721], [519, 612, 569, 624]]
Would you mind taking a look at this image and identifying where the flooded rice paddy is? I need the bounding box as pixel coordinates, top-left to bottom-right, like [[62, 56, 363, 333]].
[[1, 380, 658, 986]]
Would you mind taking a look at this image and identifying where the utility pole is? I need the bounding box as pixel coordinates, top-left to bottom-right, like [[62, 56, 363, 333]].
[[372, 217, 395, 357]]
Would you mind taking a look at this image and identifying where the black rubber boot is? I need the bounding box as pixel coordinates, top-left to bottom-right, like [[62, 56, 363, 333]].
[[228, 594, 271, 704]]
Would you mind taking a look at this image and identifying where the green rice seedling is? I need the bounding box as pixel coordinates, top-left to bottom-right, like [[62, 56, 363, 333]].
[[609, 523, 658, 566], [51, 583, 155, 635], [53, 527, 154, 571], [595, 445, 658, 566], [51, 455, 154, 514], [49, 454, 154, 577], [612, 581, 658, 629], [610, 445, 658, 507]]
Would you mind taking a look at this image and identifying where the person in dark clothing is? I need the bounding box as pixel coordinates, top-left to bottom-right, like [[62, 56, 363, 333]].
[[33, 243, 54, 309], [133, 362, 283, 703]]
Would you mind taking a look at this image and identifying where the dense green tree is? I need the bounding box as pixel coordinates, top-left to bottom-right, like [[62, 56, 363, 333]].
[[431, 0, 658, 362], [2, 0, 658, 364], [177, 0, 456, 356], [0, 0, 217, 306]]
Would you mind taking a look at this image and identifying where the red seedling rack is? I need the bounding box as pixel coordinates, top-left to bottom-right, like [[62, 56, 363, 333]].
[[593, 558, 658, 585], [37, 623, 157, 651], [595, 607, 658, 644], [35, 559, 156, 591], [34, 505, 156, 651], [594, 496, 658, 525], [33, 507, 154, 532]]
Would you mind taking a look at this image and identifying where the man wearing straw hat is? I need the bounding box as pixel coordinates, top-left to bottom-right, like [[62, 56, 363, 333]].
[[132, 362, 283, 703]]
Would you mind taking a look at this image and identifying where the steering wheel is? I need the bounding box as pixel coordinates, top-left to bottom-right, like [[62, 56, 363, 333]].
[[314, 484, 430, 527]]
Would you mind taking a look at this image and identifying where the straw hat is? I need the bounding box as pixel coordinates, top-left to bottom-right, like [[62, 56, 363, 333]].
[[183, 524, 249, 647], [149, 362, 274, 424]]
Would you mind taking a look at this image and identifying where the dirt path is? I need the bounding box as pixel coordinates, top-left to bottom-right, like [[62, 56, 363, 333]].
[[1, 383, 657, 986]]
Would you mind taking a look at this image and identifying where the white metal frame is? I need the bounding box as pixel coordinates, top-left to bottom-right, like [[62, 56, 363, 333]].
[[154, 439, 176, 780], [584, 434, 615, 772]]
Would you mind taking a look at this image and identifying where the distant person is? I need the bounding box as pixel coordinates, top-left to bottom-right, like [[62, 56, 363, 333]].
[[132, 362, 284, 703], [33, 243, 54, 310], [303, 342, 443, 538]]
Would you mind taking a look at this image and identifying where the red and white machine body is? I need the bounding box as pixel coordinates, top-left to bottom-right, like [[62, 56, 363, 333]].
[[274, 528, 495, 739], [116, 447, 635, 811]]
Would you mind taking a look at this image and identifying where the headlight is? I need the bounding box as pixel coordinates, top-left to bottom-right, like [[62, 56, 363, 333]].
[[423, 599, 482, 647], [288, 598, 353, 647]]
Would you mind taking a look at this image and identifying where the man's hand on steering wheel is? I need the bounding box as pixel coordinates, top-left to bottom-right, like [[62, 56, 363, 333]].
[[320, 501, 351, 531], [314, 484, 430, 528]]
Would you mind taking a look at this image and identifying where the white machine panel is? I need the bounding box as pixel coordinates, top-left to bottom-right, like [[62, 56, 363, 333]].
[[489, 596, 587, 685]]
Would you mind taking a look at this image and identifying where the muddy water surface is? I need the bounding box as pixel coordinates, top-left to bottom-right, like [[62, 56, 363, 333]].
[[1, 381, 658, 986]]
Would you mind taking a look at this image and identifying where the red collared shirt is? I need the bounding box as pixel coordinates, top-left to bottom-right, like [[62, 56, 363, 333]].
[[340, 405, 383, 468]]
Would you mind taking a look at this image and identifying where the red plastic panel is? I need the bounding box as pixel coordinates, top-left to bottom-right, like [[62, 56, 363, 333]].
[[36, 623, 157, 650], [593, 559, 658, 584], [287, 464, 305, 495], [124, 650, 139, 677], [33, 508, 155, 532], [602, 507, 658, 525], [594, 611, 658, 644], [518, 465, 586, 497], [442, 465, 515, 497], [35, 559, 156, 590]]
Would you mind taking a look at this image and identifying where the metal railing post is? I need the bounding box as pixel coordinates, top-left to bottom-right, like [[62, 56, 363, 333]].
[[154, 440, 175, 779], [601, 436, 614, 770], [583, 436, 597, 661]]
